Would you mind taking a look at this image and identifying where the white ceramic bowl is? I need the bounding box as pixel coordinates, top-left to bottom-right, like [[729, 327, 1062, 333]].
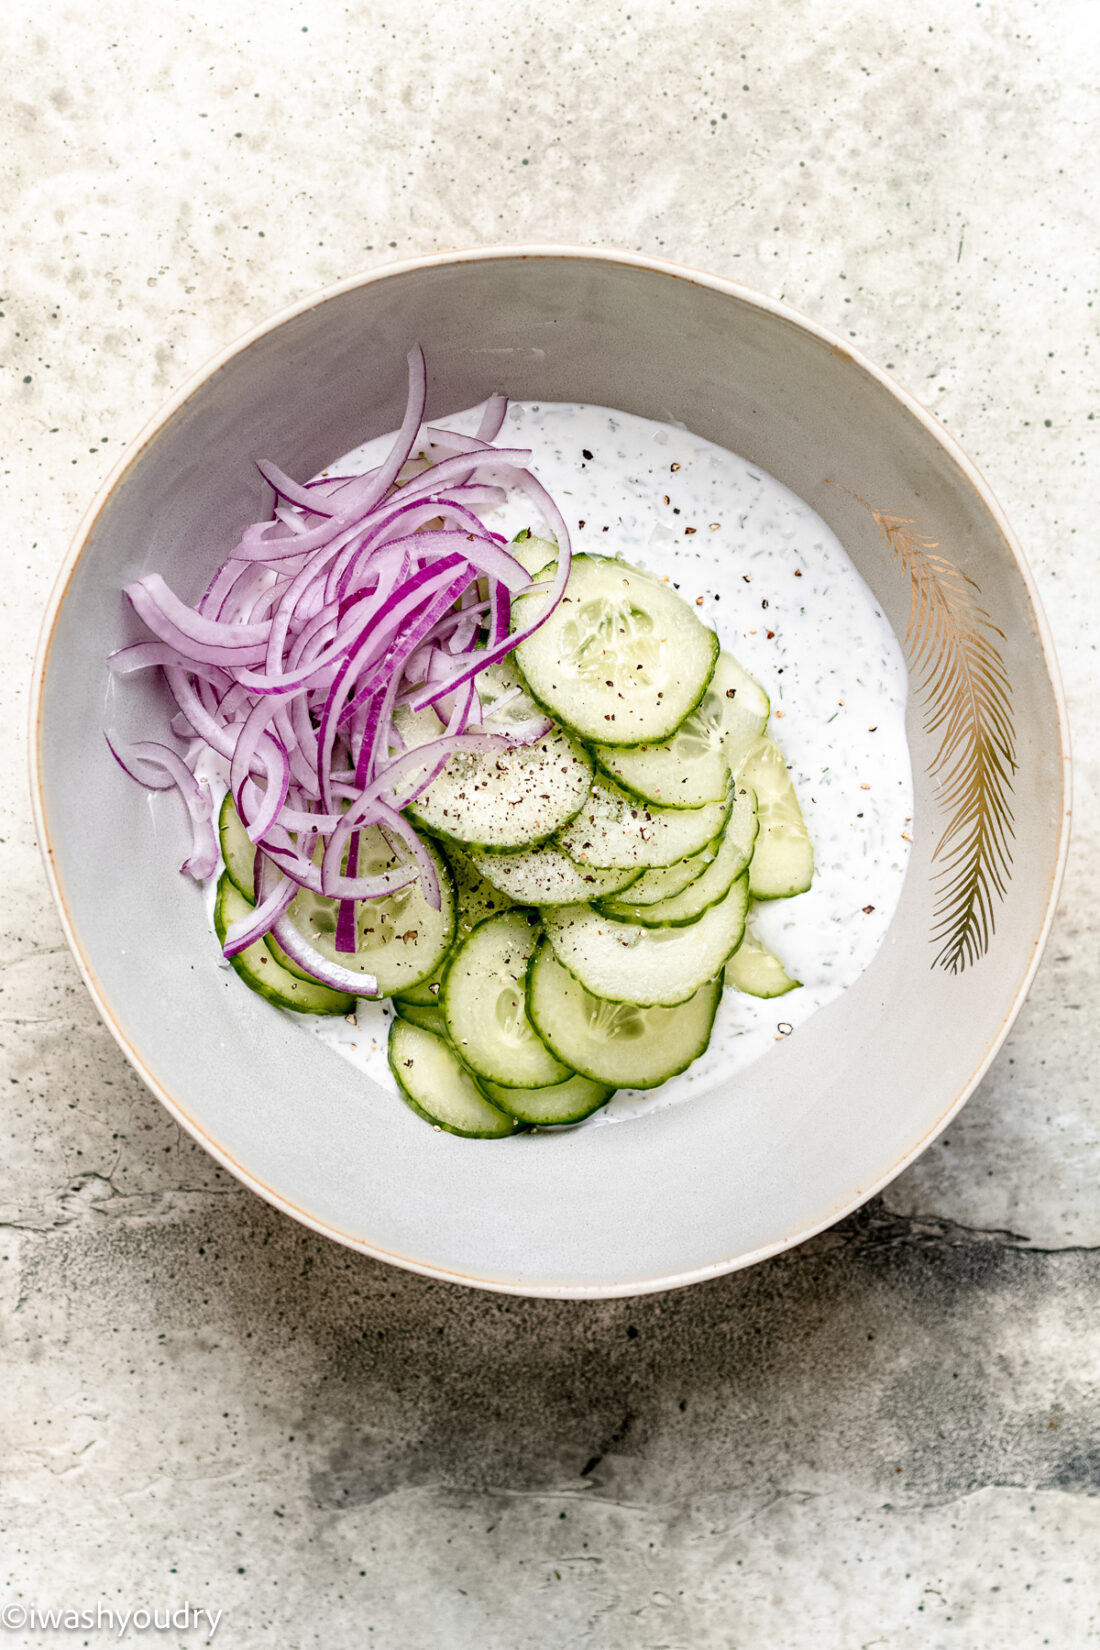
[[31, 248, 1070, 1297]]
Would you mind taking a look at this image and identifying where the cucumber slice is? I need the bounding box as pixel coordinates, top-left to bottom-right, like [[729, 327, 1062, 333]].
[[710, 651, 771, 764], [391, 980, 444, 1009], [283, 828, 455, 998], [589, 650, 766, 806], [395, 846, 514, 1008], [724, 926, 801, 998], [466, 840, 640, 906], [555, 776, 731, 871], [481, 1072, 614, 1126], [217, 795, 433, 989], [218, 791, 258, 898], [220, 798, 328, 984], [593, 742, 729, 810], [509, 530, 559, 577], [393, 1000, 448, 1033], [470, 656, 545, 732], [397, 705, 593, 852], [219, 792, 456, 993], [214, 874, 355, 1016], [511, 553, 719, 746], [736, 738, 814, 899], [617, 837, 721, 905], [597, 787, 758, 927], [388, 1020, 521, 1138], [542, 876, 749, 1006], [442, 910, 573, 1088], [526, 941, 721, 1089]]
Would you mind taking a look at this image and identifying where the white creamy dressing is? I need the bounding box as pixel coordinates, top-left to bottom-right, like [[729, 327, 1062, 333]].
[[209, 400, 913, 1126]]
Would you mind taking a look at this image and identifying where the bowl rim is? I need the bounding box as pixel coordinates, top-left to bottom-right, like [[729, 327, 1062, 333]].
[[28, 243, 1073, 1298]]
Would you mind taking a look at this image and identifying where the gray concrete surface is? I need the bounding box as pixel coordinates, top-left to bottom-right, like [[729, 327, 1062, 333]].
[[3, 1, 1098, 1644]]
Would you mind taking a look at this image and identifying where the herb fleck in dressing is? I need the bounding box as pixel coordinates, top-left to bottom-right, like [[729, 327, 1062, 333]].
[[306, 401, 913, 1125]]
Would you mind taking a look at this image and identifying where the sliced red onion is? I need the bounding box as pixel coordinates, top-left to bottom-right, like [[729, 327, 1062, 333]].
[[329, 346, 427, 521], [314, 561, 474, 812], [106, 736, 218, 880], [256, 458, 339, 519], [229, 697, 290, 843], [126, 573, 271, 651], [121, 741, 212, 816], [164, 667, 238, 761], [476, 393, 508, 444], [384, 446, 533, 510], [319, 729, 517, 887], [408, 472, 571, 714], [334, 838, 361, 953], [104, 732, 177, 789], [110, 354, 572, 982], [258, 830, 420, 901], [269, 912, 379, 998], [199, 556, 246, 619], [108, 641, 232, 685], [372, 799, 441, 910], [222, 867, 298, 958], [181, 824, 220, 882], [333, 566, 475, 739], [489, 577, 510, 647]]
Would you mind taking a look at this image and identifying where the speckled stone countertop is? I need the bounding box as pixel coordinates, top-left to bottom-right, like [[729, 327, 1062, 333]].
[[3, 3, 1097, 1646]]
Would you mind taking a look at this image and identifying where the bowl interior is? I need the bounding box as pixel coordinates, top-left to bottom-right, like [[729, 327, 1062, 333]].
[[34, 251, 1067, 1295]]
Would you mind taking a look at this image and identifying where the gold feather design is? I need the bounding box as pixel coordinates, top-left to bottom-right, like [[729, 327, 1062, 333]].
[[864, 506, 1016, 972]]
